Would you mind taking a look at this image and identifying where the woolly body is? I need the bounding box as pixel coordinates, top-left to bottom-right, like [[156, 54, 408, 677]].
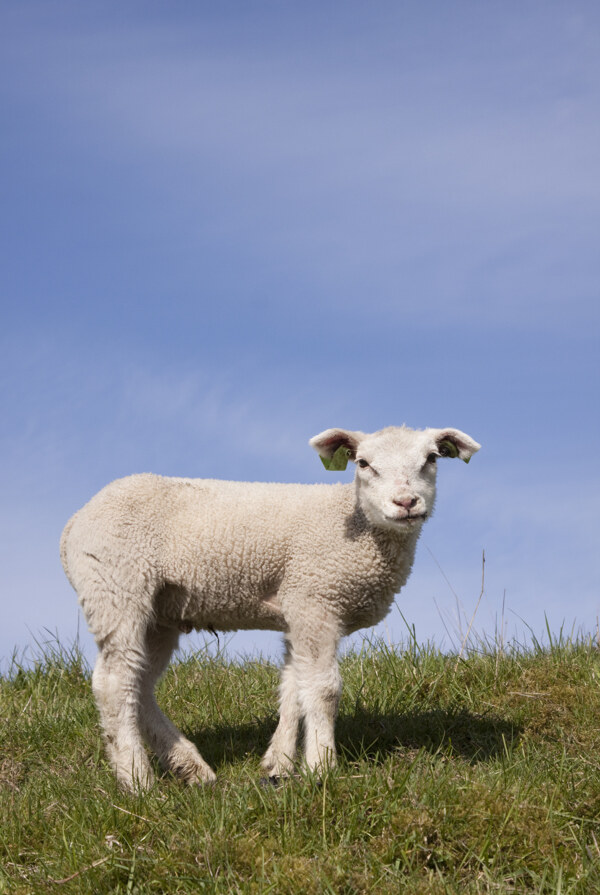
[[60, 424, 480, 790]]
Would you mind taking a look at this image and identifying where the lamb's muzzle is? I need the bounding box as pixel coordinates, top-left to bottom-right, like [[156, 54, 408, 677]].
[[393, 496, 418, 510]]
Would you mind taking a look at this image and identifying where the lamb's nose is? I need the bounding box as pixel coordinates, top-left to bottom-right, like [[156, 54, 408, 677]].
[[393, 496, 418, 510]]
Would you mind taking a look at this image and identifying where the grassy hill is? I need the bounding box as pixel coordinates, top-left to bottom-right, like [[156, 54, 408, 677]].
[[1, 635, 600, 893]]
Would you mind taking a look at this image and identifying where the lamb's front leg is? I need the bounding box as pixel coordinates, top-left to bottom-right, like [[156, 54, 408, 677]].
[[261, 640, 300, 777], [290, 617, 342, 773]]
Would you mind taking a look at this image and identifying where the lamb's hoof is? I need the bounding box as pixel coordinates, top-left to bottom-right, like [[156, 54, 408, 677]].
[[165, 745, 217, 787], [259, 775, 282, 787], [117, 765, 155, 793], [259, 772, 305, 788], [260, 753, 296, 778], [188, 774, 217, 787], [184, 767, 217, 787], [169, 760, 217, 787]]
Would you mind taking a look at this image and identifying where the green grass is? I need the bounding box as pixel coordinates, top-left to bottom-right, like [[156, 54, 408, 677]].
[[2, 635, 600, 894]]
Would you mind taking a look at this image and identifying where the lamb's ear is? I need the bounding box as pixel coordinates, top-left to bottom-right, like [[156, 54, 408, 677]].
[[309, 428, 366, 471], [435, 429, 481, 464]]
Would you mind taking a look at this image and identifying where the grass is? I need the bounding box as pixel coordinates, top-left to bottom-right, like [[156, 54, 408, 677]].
[[1, 634, 600, 893]]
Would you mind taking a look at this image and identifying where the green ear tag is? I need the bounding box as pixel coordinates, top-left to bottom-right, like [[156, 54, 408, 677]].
[[439, 439, 460, 459], [320, 445, 351, 471]]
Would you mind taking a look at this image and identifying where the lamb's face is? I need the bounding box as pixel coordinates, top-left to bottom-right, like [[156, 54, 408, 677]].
[[354, 428, 439, 531], [310, 425, 481, 535]]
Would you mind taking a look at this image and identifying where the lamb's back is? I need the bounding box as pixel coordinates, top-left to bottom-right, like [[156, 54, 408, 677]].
[[65, 473, 354, 584]]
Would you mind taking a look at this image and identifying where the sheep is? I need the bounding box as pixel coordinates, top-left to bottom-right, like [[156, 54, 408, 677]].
[[60, 424, 480, 790]]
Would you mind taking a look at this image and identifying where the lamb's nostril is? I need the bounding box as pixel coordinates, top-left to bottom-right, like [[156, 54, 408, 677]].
[[393, 496, 418, 510]]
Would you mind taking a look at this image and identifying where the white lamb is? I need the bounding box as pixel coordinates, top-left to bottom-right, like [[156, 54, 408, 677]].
[[60, 424, 480, 790]]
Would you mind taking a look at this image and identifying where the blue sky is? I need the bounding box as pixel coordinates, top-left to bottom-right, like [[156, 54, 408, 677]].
[[1, 1, 599, 669]]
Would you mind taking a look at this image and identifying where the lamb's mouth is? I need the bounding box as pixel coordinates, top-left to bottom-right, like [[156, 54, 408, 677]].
[[386, 513, 427, 525]]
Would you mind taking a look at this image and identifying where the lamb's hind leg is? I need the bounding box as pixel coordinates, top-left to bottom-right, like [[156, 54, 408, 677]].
[[139, 624, 216, 785], [261, 639, 301, 777], [92, 623, 154, 791]]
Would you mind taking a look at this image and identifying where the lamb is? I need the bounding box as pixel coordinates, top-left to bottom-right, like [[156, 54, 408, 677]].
[[60, 424, 480, 790]]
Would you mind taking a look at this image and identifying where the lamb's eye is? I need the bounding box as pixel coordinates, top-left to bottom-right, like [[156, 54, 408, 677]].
[[426, 453, 438, 464], [357, 458, 369, 469]]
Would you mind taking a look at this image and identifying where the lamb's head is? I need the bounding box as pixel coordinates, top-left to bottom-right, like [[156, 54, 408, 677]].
[[310, 425, 481, 533]]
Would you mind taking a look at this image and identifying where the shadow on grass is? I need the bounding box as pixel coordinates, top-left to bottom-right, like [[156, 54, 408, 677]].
[[336, 707, 521, 763], [187, 706, 520, 771]]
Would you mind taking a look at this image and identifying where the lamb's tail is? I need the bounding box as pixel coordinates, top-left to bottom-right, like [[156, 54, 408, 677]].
[[59, 514, 77, 587]]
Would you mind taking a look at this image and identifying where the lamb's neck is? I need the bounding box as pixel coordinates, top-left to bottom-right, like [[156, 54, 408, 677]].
[[377, 525, 420, 567], [349, 503, 420, 565]]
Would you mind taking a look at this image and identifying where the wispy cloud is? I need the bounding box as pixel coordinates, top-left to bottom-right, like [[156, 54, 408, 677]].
[[3, 3, 599, 332]]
